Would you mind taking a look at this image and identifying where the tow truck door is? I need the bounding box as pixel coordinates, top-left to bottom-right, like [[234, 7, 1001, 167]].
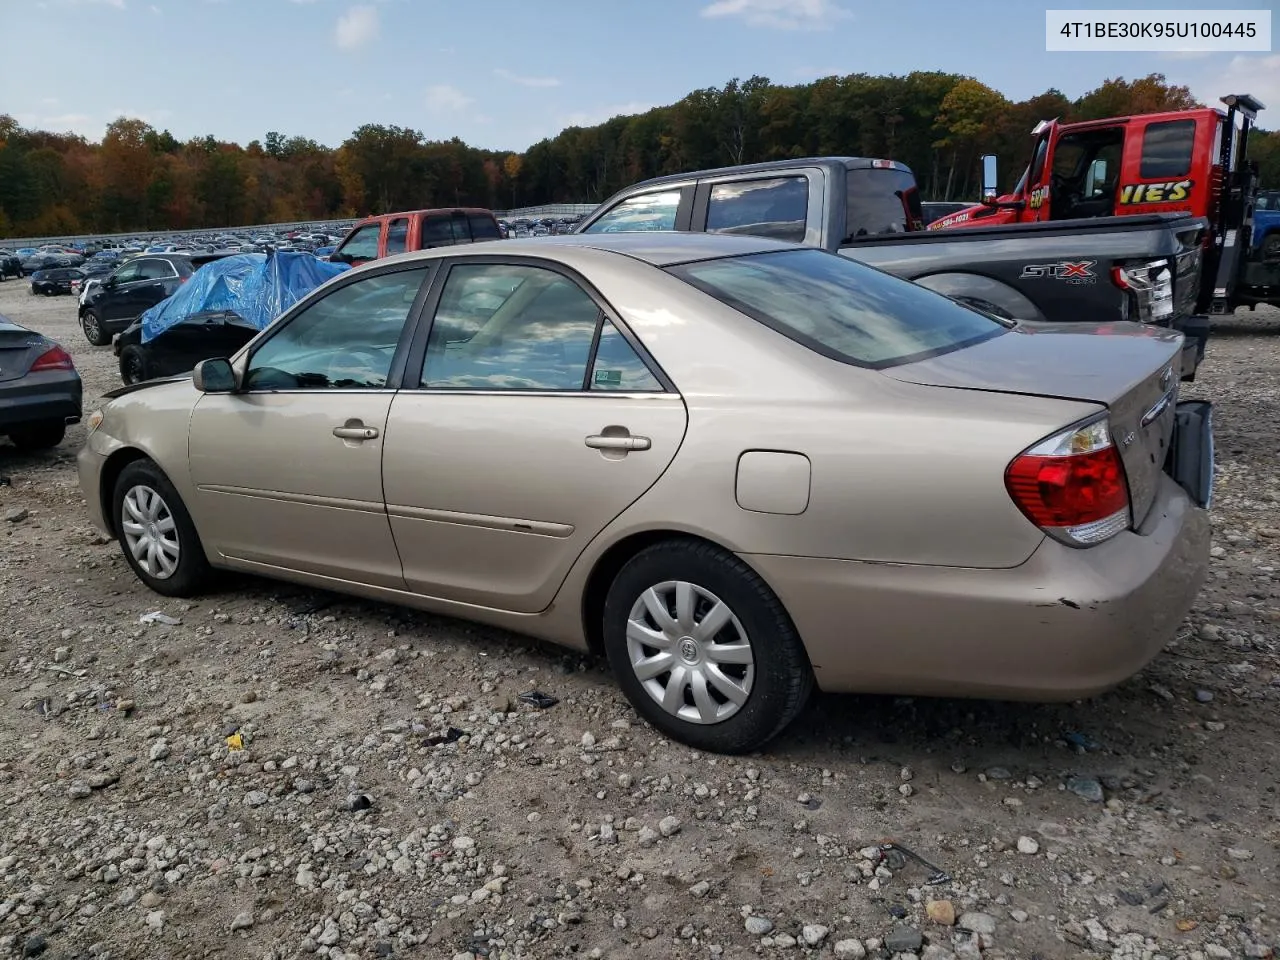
[[1023, 122, 1058, 223], [1113, 114, 1205, 217]]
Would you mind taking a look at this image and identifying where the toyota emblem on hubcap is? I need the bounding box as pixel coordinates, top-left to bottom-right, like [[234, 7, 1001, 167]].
[[678, 638, 699, 663]]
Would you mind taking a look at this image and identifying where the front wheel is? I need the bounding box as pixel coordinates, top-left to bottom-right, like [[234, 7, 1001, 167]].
[[602, 538, 814, 753], [81, 310, 111, 346], [111, 459, 212, 597]]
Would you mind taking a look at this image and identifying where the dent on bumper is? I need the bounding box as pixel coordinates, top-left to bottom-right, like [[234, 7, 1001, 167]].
[[743, 474, 1209, 701]]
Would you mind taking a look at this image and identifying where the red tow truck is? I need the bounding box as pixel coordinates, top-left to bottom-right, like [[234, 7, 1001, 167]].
[[931, 94, 1279, 316]]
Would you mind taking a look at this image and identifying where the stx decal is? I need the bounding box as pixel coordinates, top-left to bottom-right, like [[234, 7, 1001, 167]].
[[1119, 180, 1193, 205], [1020, 260, 1097, 284]]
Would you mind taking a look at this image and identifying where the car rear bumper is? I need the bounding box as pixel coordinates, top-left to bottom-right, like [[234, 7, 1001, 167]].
[[743, 472, 1209, 701], [0, 374, 82, 431]]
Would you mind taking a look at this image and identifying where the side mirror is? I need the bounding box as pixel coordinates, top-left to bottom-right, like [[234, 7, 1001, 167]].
[[980, 154, 999, 203], [329, 249, 350, 265], [192, 357, 237, 393]]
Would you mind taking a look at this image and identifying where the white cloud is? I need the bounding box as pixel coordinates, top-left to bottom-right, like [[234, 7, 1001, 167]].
[[149, 3, 160, 11], [701, 0, 850, 30], [334, 5, 379, 50], [41, 113, 92, 129], [1190, 54, 1280, 125], [562, 101, 654, 128], [424, 84, 472, 113], [494, 68, 561, 89]]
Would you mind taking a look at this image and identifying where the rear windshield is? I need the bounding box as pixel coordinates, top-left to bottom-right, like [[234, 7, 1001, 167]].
[[470, 215, 501, 240], [668, 248, 1004, 369], [844, 168, 924, 240]]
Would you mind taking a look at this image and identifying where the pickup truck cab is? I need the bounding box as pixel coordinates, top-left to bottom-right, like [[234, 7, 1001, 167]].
[[330, 208, 503, 267], [1255, 190, 1280, 261], [578, 157, 1208, 376]]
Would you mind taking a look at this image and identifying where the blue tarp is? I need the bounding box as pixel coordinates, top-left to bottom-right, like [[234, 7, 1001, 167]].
[[140, 252, 349, 343]]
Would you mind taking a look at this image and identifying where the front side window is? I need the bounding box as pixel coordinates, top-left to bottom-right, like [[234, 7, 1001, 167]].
[[706, 177, 808, 242], [670, 249, 1004, 369], [583, 191, 681, 233], [244, 268, 429, 390], [111, 262, 142, 284], [386, 218, 409, 255], [421, 263, 603, 390], [1141, 119, 1196, 179], [335, 224, 381, 262]]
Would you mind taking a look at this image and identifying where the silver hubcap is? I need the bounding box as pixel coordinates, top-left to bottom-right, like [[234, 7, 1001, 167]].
[[85, 315, 98, 338], [121, 485, 180, 579], [626, 580, 755, 725]]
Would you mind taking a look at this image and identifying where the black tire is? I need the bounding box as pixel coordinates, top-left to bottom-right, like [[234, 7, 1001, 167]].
[[8, 420, 66, 450], [111, 459, 212, 597], [81, 309, 111, 346], [119, 345, 150, 385], [1264, 234, 1280, 263], [602, 538, 814, 753]]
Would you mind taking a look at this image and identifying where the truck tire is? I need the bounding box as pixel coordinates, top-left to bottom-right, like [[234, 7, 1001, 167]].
[[1264, 235, 1280, 263]]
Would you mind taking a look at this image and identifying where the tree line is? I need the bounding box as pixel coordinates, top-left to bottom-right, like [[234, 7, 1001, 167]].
[[3, 71, 1279, 237]]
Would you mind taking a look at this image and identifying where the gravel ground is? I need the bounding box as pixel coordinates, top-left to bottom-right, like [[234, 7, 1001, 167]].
[[1, 278, 1278, 960]]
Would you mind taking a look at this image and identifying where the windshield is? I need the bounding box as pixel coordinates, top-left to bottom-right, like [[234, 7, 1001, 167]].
[[844, 168, 924, 239], [668, 248, 1005, 369]]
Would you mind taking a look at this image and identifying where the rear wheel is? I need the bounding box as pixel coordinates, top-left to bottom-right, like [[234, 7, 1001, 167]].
[[1264, 234, 1280, 263], [8, 420, 66, 450], [602, 538, 814, 753], [111, 459, 212, 597], [81, 309, 111, 346], [119, 345, 150, 385]]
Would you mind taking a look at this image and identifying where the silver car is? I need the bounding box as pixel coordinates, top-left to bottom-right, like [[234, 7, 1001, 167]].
[[78, 234, 1210, 752]]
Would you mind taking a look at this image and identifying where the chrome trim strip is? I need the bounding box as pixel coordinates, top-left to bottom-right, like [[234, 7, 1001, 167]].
[[386, 503, 573, 538], [197, 484, 385, 514]]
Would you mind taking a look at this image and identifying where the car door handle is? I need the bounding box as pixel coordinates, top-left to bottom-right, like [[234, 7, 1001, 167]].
[[333, 423, 379, 441], [585, 433, 650, 451]]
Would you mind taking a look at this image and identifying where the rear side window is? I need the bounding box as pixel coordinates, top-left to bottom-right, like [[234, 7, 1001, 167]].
[[706, 177, 808, 242], [469, 215, 501, 240], [1141, 120, 1196, 179], [669, 248, 1004, 369], [337, 224, 382, 260], [844, 168, 924, 240], [386, 218, 409, 255], [583, 191, 681, 233], [138, 260, 175, 280]]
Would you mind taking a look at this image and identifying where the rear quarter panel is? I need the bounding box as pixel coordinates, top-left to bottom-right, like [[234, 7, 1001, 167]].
[[545, 249, 1099, 571]]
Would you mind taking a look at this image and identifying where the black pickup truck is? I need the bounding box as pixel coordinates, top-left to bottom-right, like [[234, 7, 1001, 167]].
[[576, 157, 1210, 377]]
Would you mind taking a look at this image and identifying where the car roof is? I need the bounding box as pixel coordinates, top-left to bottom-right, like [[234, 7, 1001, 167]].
[[377, 231, 795, 268]]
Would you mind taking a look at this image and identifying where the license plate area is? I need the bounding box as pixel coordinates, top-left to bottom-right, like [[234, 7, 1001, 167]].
[[1165, 400, 1213, 508]]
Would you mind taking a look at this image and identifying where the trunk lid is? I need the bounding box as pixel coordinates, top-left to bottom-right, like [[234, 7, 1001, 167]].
[[0, 318, 46, 383], [885, 321, 1182, 524]]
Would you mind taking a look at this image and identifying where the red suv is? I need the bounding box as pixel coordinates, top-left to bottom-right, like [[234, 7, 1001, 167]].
[[330, 208, 503, 266]]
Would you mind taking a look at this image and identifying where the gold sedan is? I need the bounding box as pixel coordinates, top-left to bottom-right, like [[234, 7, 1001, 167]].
[[78, 233, 1210, 753]]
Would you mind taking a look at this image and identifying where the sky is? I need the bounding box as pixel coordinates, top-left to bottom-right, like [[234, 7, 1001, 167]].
[[2, 0, 1278, 151]]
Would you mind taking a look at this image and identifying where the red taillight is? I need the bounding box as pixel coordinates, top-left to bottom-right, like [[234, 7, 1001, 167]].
[[1005, 418, 1130, 546], [30, 345, 74, 372]]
